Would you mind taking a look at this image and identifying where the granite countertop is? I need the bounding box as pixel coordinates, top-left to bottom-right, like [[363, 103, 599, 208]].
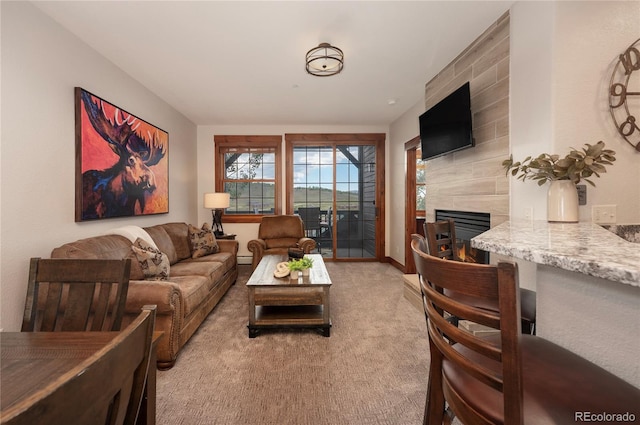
[[471, 220, 640, 287]]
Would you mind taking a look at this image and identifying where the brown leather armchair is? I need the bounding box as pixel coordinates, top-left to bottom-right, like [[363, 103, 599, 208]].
[[247, 215, 316, 270]]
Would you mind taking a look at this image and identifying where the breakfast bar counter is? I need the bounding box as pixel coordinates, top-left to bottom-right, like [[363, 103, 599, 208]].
[[471, 220, 640, 286], [472, 220, 640, 388]]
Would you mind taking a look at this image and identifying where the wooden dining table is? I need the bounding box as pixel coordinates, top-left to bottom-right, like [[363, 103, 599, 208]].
[[1, 331, 162, 424]]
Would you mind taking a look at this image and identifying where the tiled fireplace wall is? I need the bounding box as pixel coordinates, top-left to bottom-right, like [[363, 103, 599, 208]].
[[424, 12, 510, 228]]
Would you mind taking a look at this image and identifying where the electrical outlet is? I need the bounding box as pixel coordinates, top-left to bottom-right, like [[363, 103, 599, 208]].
[[592, 205, 617, 224], [523, 207, 533, 220]]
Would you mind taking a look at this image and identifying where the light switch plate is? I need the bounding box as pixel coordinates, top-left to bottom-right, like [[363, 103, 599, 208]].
[[592, 205, 617, 224]]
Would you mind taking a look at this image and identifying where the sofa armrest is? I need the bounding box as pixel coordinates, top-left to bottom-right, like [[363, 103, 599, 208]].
[[125, 280, 182, 315], [124, 279, 182, 369], [247, 239, 266, 270], [247, 238, 266, 254], [217, 239, 239, 256], [298, 237, 316, 253]]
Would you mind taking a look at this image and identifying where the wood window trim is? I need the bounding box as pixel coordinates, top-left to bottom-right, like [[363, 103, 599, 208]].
[[404, 135, 420, 274], [415, 147, 426, 218], [214, 135, 282, 223]]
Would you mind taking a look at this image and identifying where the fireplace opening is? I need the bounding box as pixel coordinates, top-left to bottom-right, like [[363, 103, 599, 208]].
[[435, 209, 490, 264]]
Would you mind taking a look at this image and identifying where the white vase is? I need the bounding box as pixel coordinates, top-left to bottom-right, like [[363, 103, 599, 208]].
[[547, 180, 579, 223], [290, 270, 300, 280], [302, 268, 310, 277]]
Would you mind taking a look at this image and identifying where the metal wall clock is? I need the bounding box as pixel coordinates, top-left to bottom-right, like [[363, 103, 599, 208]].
[[609, 38, 640, 152]]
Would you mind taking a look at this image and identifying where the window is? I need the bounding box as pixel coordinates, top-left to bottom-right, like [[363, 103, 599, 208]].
[[215, 135, 282, 222]]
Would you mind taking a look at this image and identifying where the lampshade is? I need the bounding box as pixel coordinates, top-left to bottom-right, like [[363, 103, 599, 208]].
[[203, 192, 230, 209], [305, 43, 344, 77]]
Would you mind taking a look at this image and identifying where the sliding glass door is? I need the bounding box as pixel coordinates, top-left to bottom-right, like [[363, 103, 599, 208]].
[[286, 134, 384, 261], [292, 146, 334, 257]]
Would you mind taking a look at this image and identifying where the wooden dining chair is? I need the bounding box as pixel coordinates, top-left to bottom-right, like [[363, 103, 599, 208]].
[[298, 206, 323, 253], [410, 239, 640, 425], [3, 305, 157, 425], [21, 258, 132, 332], [424, 219, 460, 261], [411, 233, 429, 255], [424, 220, 537, 334]]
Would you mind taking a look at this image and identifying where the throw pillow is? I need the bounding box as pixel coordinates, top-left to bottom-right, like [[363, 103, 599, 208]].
[[131, 237, 170, 280], [188, 223, 219, 258]]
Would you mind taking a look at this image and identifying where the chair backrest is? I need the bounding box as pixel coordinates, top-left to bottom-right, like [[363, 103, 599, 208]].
[[3, 305, 157, 425], [324, 207, 332, 228], [424, 219, 460, 260], [258, 215, 305, 240], [22, 258, 132, 332], [410, 238, 524, 424], [298, 207, 321, 234], [411, 233, 428, 254]]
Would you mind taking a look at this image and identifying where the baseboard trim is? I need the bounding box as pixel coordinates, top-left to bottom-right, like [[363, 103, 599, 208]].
[[385, 256, 405, 273]]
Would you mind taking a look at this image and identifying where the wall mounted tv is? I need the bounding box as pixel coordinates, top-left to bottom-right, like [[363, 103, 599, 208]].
[[419, 82, 474, 160]]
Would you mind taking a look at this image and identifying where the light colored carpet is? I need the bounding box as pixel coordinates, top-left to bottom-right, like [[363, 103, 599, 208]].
[[156, 262, 430, 425]]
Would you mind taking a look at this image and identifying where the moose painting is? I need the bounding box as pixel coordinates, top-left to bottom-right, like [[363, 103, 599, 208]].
[[75, 88, 168, 221]]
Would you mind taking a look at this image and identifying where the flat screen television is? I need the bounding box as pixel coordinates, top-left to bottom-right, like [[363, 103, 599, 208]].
[[419, 82, 474, 160]]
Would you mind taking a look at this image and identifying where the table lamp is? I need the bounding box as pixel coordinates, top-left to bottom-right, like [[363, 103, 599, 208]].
[[204, 192, 230, 237]]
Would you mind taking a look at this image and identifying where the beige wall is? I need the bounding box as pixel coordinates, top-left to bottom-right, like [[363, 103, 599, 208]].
[[0, 2, 198, 331], [423, 13, 510, 228], [551, 1, 640, 224], [511, 1, 640, 224]]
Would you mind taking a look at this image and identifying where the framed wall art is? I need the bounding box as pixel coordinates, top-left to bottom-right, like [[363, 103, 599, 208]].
[[75, 87, 169, 221]]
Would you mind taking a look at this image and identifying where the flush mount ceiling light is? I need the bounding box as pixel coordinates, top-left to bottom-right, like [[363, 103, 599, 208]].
[[305, 42, 344, 77]]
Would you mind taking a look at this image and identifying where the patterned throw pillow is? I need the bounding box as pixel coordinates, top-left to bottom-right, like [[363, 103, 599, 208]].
[[131, 237, 170, 280], [188, 223, 219, 258]]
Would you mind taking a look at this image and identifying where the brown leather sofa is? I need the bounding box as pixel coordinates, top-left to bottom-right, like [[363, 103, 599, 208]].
[[51, 222, 238, 369], [247, 215, 316, 270]]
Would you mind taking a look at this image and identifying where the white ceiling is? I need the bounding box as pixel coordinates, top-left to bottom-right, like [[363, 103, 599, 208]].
[[33, 1, 513, 126]]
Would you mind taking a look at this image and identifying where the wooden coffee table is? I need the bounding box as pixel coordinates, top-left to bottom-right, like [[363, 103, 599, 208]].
[[247, 254, 332, 338]]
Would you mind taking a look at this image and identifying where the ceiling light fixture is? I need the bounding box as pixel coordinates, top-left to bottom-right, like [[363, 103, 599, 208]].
[[305, 42, 344, 77]]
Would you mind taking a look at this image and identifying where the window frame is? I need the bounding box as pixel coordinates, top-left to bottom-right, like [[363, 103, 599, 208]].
[[214, 135, 282, 223], [284, 133, 386, 262], [415, 147, 426, 217]]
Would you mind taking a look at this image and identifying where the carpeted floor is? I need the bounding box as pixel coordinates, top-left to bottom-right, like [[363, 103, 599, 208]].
[[156, 262, 430, 425]]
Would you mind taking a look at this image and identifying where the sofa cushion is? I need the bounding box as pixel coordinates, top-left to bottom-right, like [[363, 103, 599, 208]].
[[169, 261, 226, 291], [50, 234, 145, 280], [144, 225, 178, 265], [188, 224, 219, 258], [131, 238, 170, 280], [161, 223, 192, 261], [184, 251, 236, 271], [164, 275, 211, 317], [126, 250, 146, 280]]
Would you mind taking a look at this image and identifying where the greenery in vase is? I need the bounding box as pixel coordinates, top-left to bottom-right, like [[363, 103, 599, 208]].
[[299, 257, 314, 269], [287, 258, 308, 271], [288, 257, 314, 271], [502, 141, 616, 187]]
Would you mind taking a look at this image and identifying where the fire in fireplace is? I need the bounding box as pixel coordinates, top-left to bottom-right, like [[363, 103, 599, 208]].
[[435, 209, 490, 264]]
